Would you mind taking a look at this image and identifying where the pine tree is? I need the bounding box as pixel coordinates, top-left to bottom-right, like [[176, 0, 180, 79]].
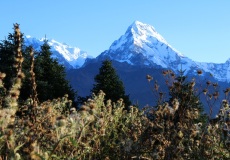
[[91, 60, 131, 107], [0, 29, 76, 102], [19, 46, 34, 100], [0, 24, 76, 107], [33, 39, 76, 101]]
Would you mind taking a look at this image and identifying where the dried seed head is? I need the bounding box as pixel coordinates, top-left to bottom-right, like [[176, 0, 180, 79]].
[[190, 81, 195, 88], [222, 99, 228, 104], [100, 128, 106, 136], [224, 89, 229, 95], [79, 105, 89, 111], [10, 89, 20, 98], [194, 110, 199, 119], [177, 130, 183, 139], [154, 83, 159, 91], [208, 94, 212, 99], [89, 103, 96, 109], [171, 73, 175, 77], [194, 140, 200, 146], [117, 98, 123, 103], [15, 153, 21, 160], [70, 107, 76, 113], [146, 74, 153, 82], [213, 83, 218, 87], [197, 70, 203, 75], [162, 70, 168, 76], [17, 72, 25, 79], [172, 99, 179, 111], [203, 89, 208, 95], [4, 108, 17, 115], [0, 72, 6, 80], [213, 92, 219, 99], [206, 81, 211, 86]]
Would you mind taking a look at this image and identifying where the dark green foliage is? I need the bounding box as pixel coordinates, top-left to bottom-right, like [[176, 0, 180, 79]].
[[33, 39, 76, 101], [0, 29, 76, 103], [19, 46, 34, 100], [92, 60, 131, 107]]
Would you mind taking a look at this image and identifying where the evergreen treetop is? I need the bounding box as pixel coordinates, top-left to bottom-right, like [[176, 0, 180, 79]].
[[0, 28, 76, 103], [91, 60, 131, 107], [33, 39, 76, 102]]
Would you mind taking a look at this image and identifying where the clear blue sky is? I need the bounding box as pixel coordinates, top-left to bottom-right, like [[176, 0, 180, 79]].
[[1, 1, 230, 63]]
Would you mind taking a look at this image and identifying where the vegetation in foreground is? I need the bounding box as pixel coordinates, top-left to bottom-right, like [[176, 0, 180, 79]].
[[0, 24, 229, 160]]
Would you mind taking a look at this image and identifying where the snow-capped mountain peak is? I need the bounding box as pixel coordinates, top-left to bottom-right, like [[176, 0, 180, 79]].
[[100, 21, 185, 68], [24, 21, 230, 83], [24, 36, 92, 69], [129, 20, 168, 46], [98, 21, 230, 82], [109, 21, 169, 52]]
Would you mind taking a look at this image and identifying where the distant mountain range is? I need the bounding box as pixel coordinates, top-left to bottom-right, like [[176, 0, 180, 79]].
[[24, 21, 230, 116], [24, 35, 92, 69], [25, 21, 230, 82]]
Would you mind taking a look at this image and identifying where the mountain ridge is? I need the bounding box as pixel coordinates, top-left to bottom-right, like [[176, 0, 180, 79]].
[[96, 21, 230, 82], [24, 21, 230, 82], [23, 21, 230, 116], [24, 35, 93, 69]]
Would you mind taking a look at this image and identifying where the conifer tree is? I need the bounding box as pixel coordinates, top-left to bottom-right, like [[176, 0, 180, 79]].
[[33, 39, 76, 101], [0, 27, 76, 102], [92, 60, 131, 107], [19, 46, 34, 100]]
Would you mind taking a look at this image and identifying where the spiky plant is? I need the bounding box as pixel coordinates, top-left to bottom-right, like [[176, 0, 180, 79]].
[[0, 23, 25, 160]]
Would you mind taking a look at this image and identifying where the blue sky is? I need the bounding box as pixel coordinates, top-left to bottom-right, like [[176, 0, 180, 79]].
[[1, 1, 230, 63]]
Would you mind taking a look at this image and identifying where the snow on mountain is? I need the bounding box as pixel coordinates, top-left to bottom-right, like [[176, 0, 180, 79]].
[[98, 21, 197, 71], [98, 21, 230, 82], [24, 36, 92, 69], [196, 60, 230, 82], [24, 21, 230, 82]]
